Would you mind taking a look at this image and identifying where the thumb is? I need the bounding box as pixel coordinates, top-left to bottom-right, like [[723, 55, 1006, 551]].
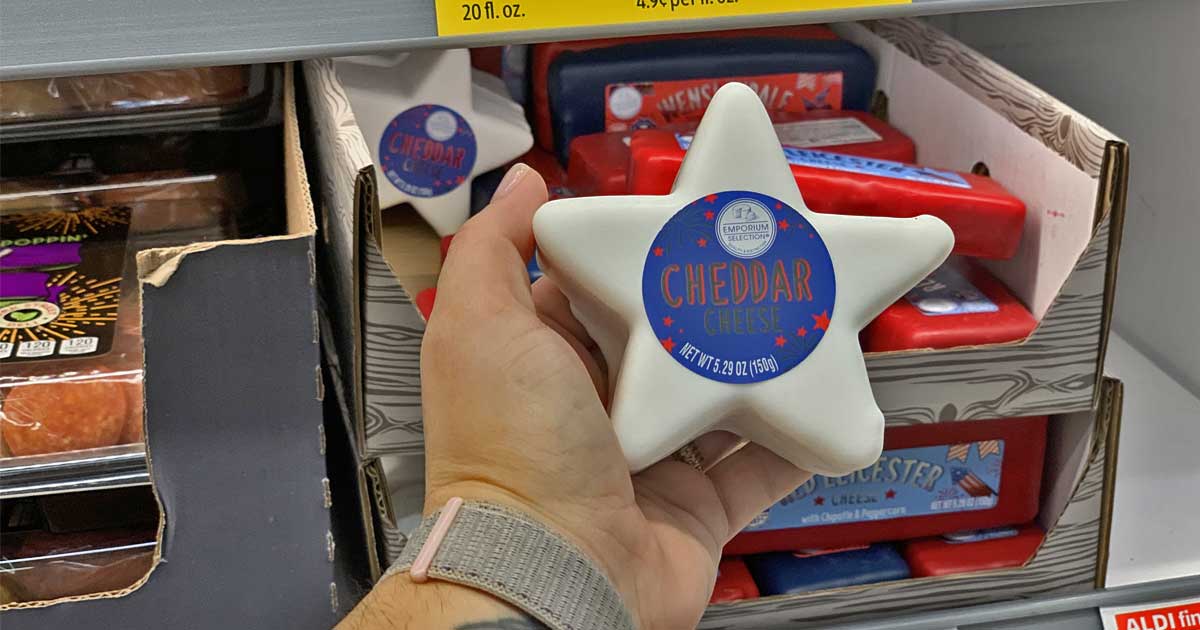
[[436, 163, 548, 315]]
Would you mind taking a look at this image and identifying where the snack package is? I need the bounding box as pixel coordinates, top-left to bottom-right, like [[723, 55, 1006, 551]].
[[0, 526, 156, 603], [0, 67, 251, 123], [0, 172, 240, 458]]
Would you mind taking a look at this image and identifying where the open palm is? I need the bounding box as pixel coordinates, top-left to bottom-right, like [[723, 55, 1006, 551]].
[[421, 166, 810, 630]]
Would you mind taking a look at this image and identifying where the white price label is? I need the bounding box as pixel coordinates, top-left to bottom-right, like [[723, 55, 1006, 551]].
[[0, 342, 12, 359], [16, 339, 55, 358], [59, 336, 100, 355]]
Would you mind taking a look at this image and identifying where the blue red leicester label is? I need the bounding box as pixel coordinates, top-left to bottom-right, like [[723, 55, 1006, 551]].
[[379, 104, 477, 198], [642, 190, 836, 384]]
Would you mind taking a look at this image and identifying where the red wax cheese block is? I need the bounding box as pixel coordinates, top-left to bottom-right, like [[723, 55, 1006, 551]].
[[530, 25, 839, 153], [415, 288, 437, 321], [568, 111, 916, 197], [567, 131, 636, 196], [725, 416, 1047, 555], [864, 259, 1037, 352], [903, 523, 1045, 577], [520, 147, 570, 197], [470, 47, 504, 77], [629, 133, 1026, 259], [710, 558, 760, 604]]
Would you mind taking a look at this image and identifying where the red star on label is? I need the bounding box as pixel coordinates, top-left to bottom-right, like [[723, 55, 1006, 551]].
[[812, 311, 830, 331], [885, 489, 896, 499], [662, 316, 674, 327], [796, 327, 808, 337], [775, 202, 782, 210], [696, 238, 708, 248], [705, 194, 718, 204], [704, 210, 715, 221], [814, 497, 825, 506], [778, 219, 790, 231], [774, 335, 787, 347], [653, 246, 664, 257], [661, 337, 676, 352]]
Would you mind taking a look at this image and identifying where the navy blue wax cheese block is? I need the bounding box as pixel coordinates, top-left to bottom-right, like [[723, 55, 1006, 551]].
[[470, 165, 507, 216], [746, 545, 911, 595], [546, 37, 877, 162]]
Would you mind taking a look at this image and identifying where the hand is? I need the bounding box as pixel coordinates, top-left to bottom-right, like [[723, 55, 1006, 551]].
[[414, 163, 812, 629]]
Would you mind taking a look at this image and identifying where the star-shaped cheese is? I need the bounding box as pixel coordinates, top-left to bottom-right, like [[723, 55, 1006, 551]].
[[533, 83, 954, 476], [336, 50, 533, 236]]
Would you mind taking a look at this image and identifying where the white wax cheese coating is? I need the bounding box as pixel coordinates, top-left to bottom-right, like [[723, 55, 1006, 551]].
[[534, 83, 954, 476], [335, 49, 533, 236]]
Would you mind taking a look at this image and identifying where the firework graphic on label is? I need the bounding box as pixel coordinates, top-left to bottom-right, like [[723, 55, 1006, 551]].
[[952, 467, 996, 498], [0, 206, 131, 362]]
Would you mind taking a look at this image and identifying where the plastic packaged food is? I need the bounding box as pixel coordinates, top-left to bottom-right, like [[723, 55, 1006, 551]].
[[567, 110, 917, 196], [546, 34, 876, 161], [0, 66, 275, 142], [529, 25, 841, 152], [745, 545, 911, 595], [0, 171, 240, 458], [726, 417, 1048, 554], [1, 67, 249, 122], [863, 258, 1038, 352], [630, 132, 1026, 259], [0, 526, 156, 603]]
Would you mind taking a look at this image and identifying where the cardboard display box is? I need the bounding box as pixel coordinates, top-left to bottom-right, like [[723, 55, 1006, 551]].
[[697, 377, 1121, 627], [303, 17, 1127, 573], [1, 65, 370, 627]]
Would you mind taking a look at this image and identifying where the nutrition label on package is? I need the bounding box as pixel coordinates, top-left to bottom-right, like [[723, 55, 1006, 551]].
[[435, 0, 909, 36]]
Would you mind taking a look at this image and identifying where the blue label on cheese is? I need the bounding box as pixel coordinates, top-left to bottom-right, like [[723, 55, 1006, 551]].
[[641, 191, 836, 384], [379, 105, 477, 198], [676, 133, 971, 189], [744, 441, 1005, 532], [905, 266, 999, 316]]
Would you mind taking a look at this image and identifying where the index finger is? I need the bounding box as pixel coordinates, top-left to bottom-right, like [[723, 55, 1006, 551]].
[[436, 164, 548, 315]]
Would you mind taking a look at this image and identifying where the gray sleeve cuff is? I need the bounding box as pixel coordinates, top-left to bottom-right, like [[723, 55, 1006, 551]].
[[386, 501, 636, 630]]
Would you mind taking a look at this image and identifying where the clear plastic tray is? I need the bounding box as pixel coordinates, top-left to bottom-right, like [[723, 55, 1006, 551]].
[[0, 171, 241, 459]]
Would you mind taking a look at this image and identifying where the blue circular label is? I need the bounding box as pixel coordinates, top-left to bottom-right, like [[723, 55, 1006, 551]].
[[641, 191, 836, 384], [378, 104, 477, 198]]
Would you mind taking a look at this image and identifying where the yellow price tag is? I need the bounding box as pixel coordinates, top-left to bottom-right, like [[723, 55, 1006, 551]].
[[436, 0, 910, 37]]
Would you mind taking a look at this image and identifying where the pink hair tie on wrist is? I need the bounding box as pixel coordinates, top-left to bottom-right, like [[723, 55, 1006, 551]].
[[410, 497, 464, 584]]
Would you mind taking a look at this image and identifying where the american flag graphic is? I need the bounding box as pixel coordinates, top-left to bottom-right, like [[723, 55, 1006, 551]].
[[947, 443, 971, 462], [977, 440, 1002, 459], [952, 468, 996, 497]]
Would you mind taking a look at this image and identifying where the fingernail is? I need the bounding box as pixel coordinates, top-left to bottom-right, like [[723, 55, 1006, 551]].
[[493, 163, 530, 201]]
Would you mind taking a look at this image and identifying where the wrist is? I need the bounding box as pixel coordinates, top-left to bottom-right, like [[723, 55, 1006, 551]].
[[417, 486, 642, 629], [423, 481, 636, 588]]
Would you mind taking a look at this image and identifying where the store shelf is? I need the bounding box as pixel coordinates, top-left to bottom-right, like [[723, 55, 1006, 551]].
[[815, 575, 1200, 630], [1102, 333, 1200, 588], [0, 444, 149, 500], [0, 0, 1121, 80]]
